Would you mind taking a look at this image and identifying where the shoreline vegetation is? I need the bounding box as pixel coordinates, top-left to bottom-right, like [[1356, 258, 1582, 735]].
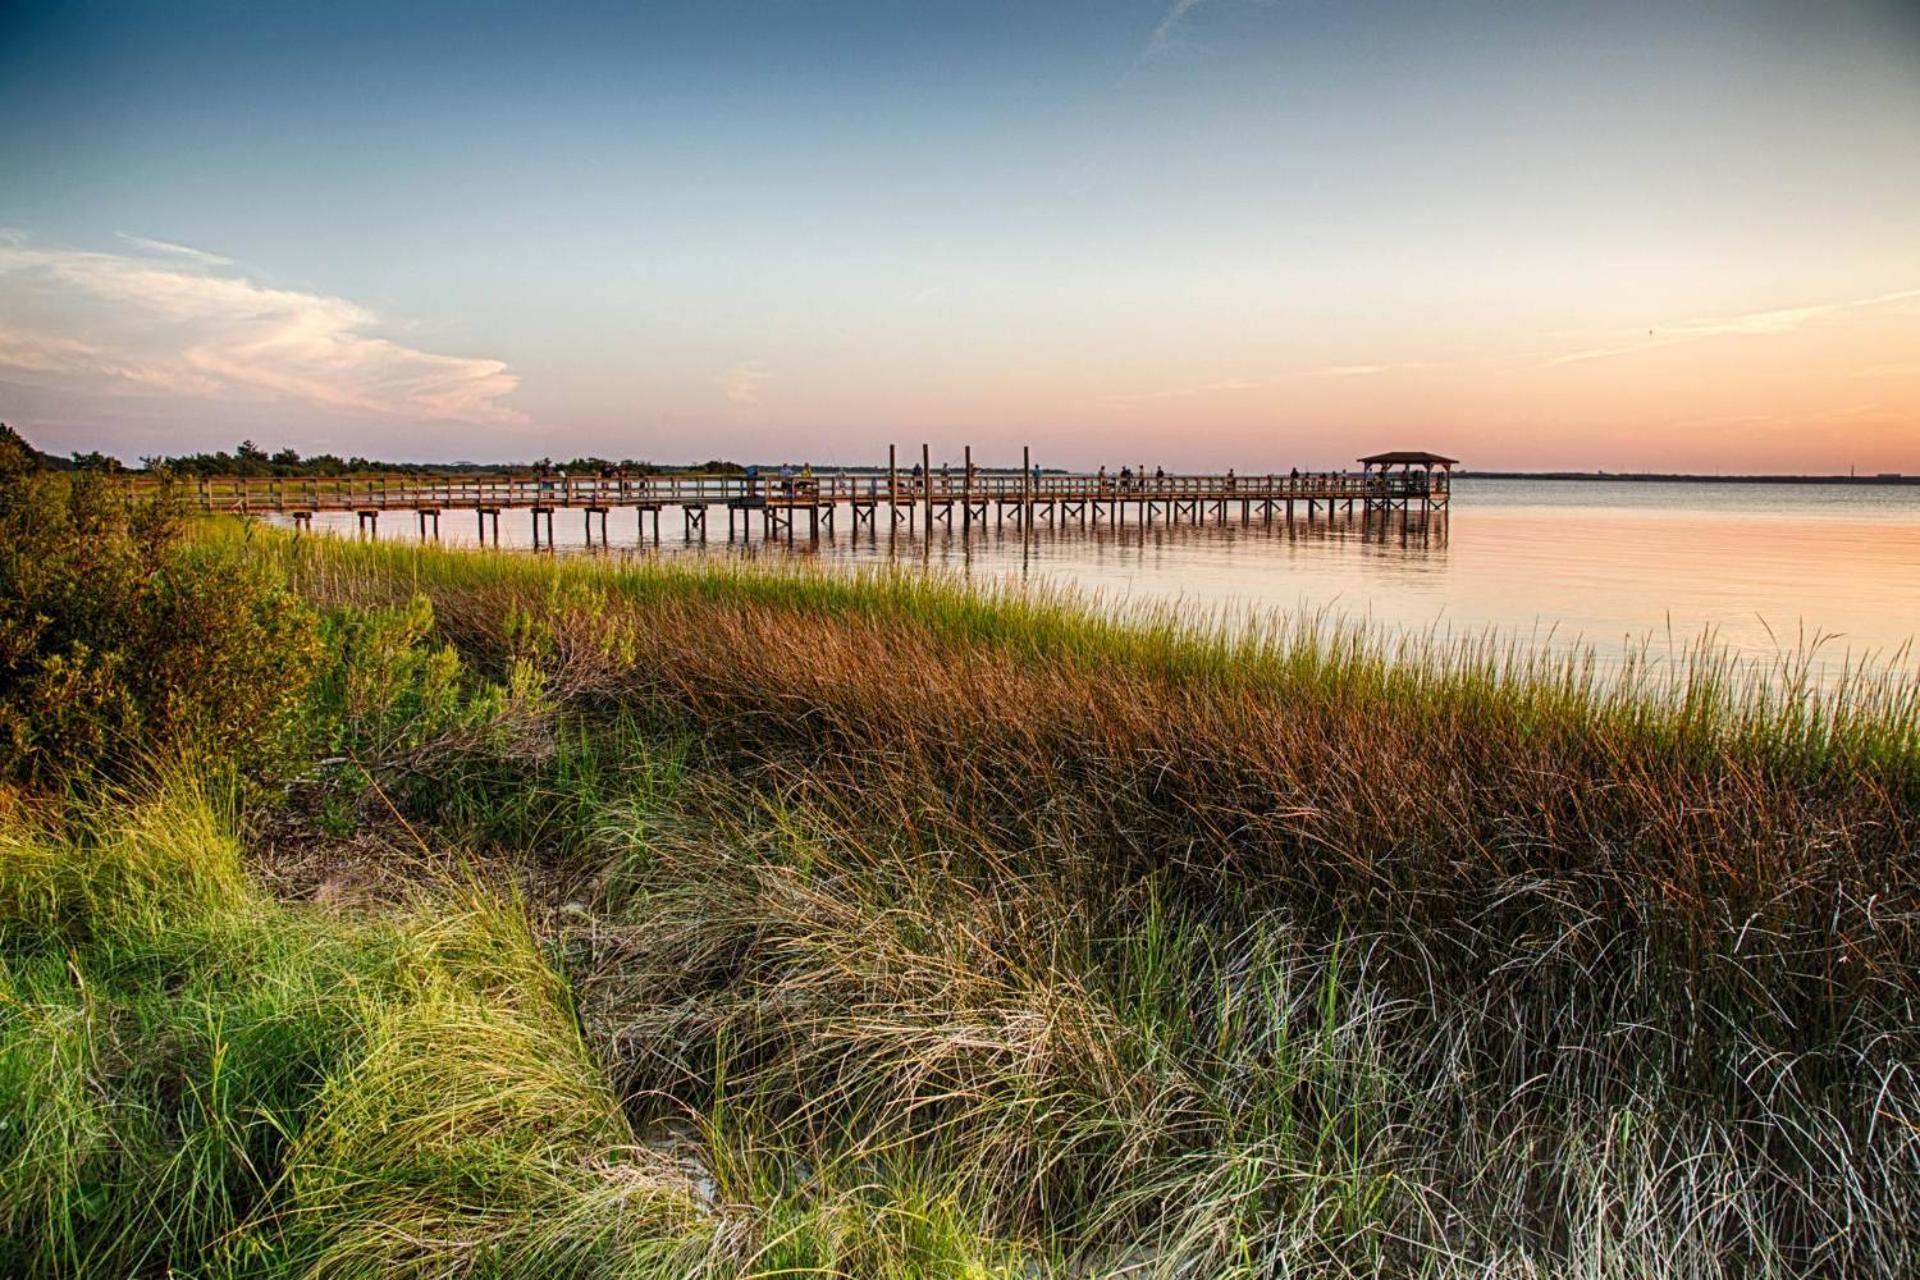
[[2, 461, 1916, 1277]]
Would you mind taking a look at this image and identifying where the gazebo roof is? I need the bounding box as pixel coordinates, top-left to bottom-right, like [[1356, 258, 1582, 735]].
[[1358, 450, 1459, 467]]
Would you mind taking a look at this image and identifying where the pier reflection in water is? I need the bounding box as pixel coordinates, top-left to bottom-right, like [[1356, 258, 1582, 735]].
[[273, 479, 1920, 683], [280, 493, 1452, 627]]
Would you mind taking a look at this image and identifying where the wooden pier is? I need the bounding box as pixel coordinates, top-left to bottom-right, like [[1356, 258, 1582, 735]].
[[140, 447, 1455, 544]]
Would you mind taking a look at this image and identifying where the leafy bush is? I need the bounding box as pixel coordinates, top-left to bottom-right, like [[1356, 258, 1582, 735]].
[[0, 444, 324, 791], [312, 594, 553, 786]]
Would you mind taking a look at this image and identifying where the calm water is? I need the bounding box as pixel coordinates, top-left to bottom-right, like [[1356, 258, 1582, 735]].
[[282, 479, 1920, 679]]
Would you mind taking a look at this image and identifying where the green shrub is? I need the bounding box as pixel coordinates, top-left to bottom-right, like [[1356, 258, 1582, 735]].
[[313, 594, 551, 775], [0, 451, 324, 791]]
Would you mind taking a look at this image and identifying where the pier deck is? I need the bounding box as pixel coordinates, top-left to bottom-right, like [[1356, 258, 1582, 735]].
[[134, 448, 1454, 543]]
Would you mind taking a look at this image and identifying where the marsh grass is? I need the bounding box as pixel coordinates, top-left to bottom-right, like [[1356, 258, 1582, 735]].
[[278, 532, 1916, 1275], [3, 522, 1915, 1276], [0, 779, 717, 1278]]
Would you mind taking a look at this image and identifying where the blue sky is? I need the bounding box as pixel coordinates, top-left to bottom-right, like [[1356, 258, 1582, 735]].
[[3, 1, 1919, 469]]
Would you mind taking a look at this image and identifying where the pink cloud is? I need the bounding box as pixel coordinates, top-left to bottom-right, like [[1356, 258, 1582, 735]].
[[0, 233, 526, 427]]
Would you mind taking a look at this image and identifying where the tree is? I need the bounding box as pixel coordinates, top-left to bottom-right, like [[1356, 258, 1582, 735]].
[[0, 424, 72, 471]]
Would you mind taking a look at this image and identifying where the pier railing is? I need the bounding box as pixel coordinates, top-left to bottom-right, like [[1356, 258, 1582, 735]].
[[129, 469, 1448, 514]]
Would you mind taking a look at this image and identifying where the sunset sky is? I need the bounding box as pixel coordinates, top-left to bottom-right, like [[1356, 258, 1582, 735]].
[[3, 1, 1918, 472]]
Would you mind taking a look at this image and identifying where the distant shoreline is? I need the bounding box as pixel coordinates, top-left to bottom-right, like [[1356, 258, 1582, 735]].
[[1458, 471, 1916, 486]]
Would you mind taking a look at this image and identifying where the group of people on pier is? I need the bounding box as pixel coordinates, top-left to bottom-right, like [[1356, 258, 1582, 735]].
[[1092, 465, 1172, 493], [742, 462, 819, 498]]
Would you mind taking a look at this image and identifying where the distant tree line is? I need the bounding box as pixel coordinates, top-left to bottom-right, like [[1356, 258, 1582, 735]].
[[0, 427, 746, 477]]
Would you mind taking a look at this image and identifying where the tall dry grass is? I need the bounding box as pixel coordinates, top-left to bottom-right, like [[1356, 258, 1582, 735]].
[[263, 532, 1919, 1276]]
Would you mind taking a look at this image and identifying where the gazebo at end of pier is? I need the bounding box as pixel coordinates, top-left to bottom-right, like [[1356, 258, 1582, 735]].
[[1358, 450, 1456, 513]]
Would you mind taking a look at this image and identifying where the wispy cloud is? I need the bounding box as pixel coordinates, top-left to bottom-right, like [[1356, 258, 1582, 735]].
[[0, 233, 525, 425], [1549, 288, 1920, 365], [1659, 402, 1889, 433], [0, 325, 222, 396], [1105, 375, 1261, 408], [1140, 0, 1207, 61], [722, 360, 771, 408], [1301, 362, 1437, 378], [114, 234, 232, 266]]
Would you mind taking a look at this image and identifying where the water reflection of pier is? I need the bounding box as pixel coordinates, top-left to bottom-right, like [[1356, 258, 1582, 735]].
[[838, 495, 1449, 583], [150, 446, 1455, 550]]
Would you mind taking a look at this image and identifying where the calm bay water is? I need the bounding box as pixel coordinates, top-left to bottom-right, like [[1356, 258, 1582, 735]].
[[285, 479, 1920, 679]]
